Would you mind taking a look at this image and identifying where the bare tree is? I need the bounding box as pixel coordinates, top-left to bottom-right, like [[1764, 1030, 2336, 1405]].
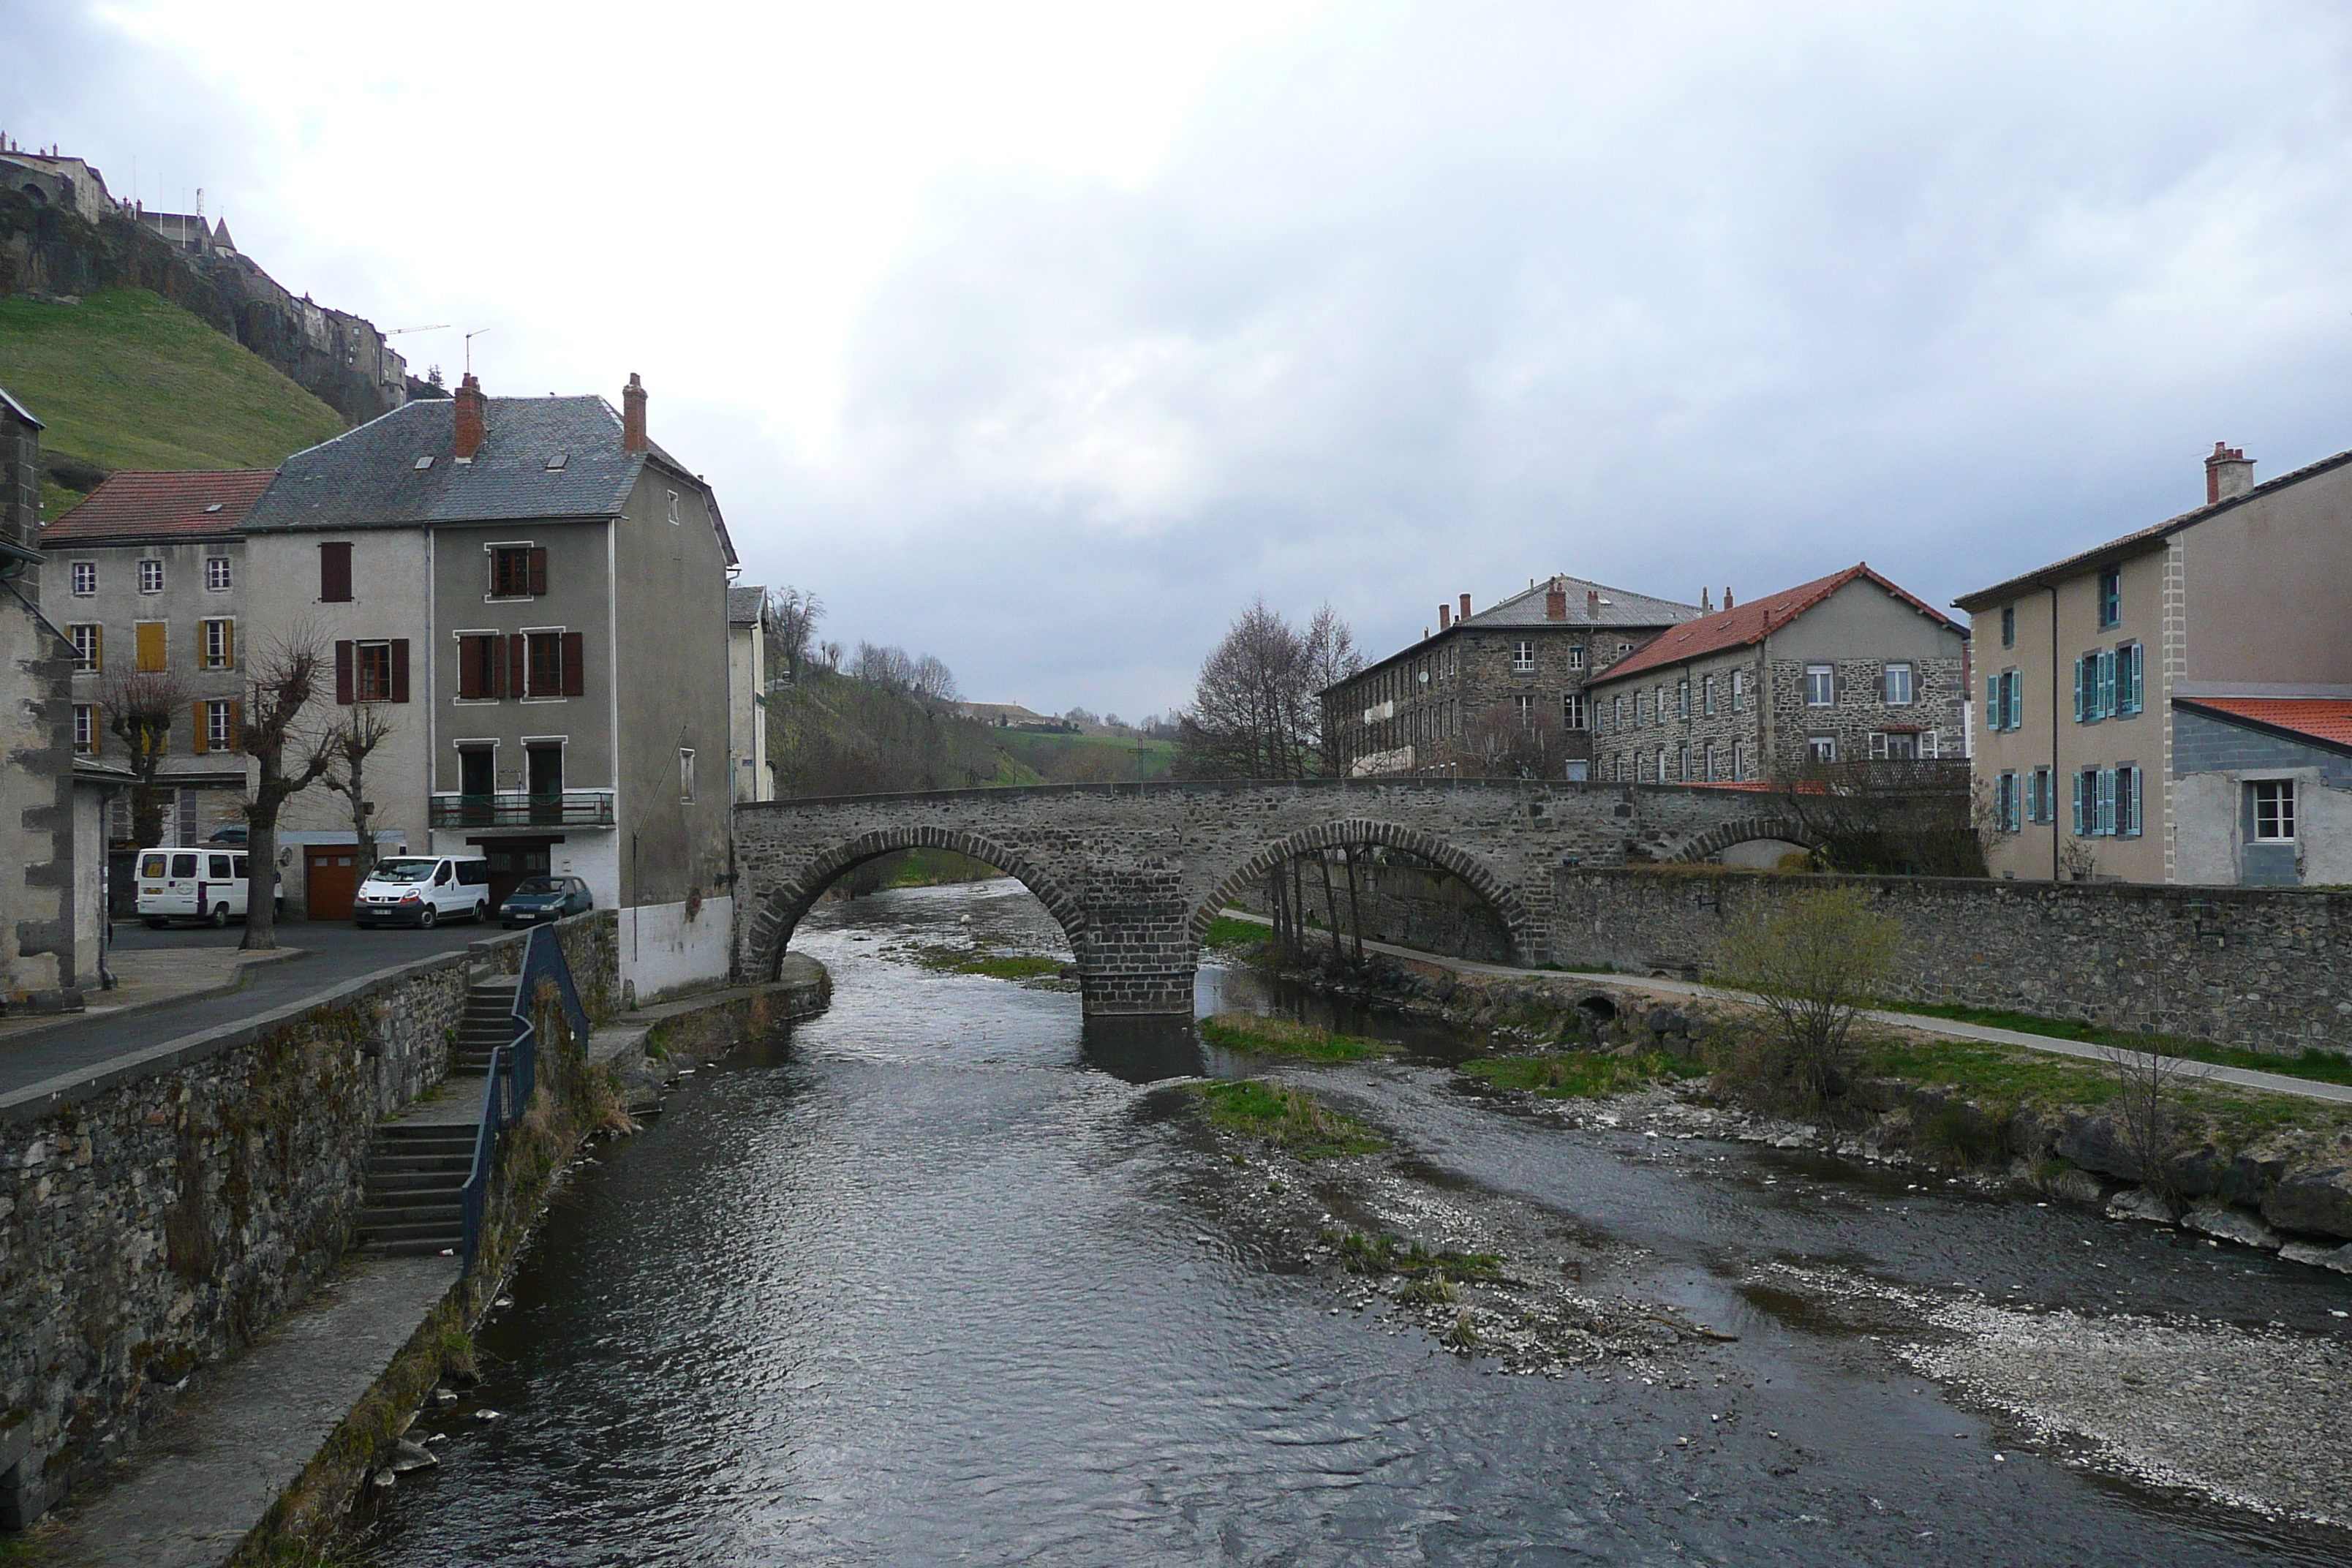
[[911, 654, 960, 706], [1715, 887, 1905, 1106], [97, 666, 190, 846], [2098, 986, 2212, 1196], [1448, 699, 1567, 780], [1175, 600, 1357, 780], [318, 704, 399, 882], [1300, 603, 1362, 774], [237, 629, 337, 951], [767, 587, 823, 682]]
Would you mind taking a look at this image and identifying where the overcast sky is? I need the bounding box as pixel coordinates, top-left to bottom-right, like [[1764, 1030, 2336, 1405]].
[[13, 2, 2352, 717]]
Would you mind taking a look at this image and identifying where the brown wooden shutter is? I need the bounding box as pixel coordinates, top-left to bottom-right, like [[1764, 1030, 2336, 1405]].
[[320, 542, 353, 602], [390, 639, 410, 703], [458, 636, 481, 700], [528, 547, 549, 596], [91, 625, 102, 673], [222, 619, 235, 668], [561, 632, 584, 696], [227, 701, 241, 750], [192, 701, 208, 754], [335, 640, 355, 704], [507, 634, 527, 698]]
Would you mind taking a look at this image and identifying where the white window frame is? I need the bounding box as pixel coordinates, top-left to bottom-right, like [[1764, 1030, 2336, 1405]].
[[69, 623, 99, 671], [205, 698, 235, 750], [1702, 674, 1716, 716], [1562, 692, 1589, 731], [1676, 679, 1690, 719], [137, 557, 165, 594], [70, 560, 97, 596], [201, 617, 234, 670], [1567, 644, 1586, 671], [353, 638, 396, 703], [1515, 693, 1534, 725], [73, 704, 94, 753], [2250, 779, 2296, 842], [679, 746, 697, 802], [1807, 734, 1836, 764], [1512, 639, 1534, 674], [1732, 739, 1747, 782], [1884, 663, 1914, 706], [1731, 669, 1747, 713], [205, 556, 233, 592], [1804, 665, 1834, 706]]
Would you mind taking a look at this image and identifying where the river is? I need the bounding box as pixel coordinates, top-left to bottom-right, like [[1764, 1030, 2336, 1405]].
[[361, 878, 2351, 1565]]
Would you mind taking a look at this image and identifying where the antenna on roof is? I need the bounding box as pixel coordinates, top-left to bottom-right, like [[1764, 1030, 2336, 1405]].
[[464, 328, 491, 375]]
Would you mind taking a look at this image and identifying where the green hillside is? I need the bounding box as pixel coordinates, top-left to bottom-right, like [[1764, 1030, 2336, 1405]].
[[992, 728, 1178, 783], [0, 287, 347, 517]]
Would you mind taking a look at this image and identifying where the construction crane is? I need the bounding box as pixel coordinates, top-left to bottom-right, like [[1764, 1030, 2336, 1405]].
[[382, 324, 452, 336]]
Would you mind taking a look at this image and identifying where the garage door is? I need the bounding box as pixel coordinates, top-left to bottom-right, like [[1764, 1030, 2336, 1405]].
[[305, 848, 360, 921]]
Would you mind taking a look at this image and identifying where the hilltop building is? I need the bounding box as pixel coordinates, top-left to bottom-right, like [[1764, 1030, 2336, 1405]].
[[1956, 440, 2352, 886], [1322, 575, 1703, 779]]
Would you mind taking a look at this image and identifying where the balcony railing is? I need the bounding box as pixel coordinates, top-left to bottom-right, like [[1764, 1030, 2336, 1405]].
[[429, 790, 616, 829]]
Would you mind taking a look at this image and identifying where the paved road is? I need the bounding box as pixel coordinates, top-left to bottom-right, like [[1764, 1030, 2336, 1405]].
[[1, 921, 495, 1096]]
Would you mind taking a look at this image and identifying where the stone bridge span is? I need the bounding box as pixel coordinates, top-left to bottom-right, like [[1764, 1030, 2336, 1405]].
[[732, 780, 1797, 1015]]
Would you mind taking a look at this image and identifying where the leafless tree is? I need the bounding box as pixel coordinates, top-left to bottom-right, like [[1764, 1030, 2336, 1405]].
[[237, 629, 338, 951], [767, 587, 823, 682], [1175, 600, 1359, 780], [1447, 699, 1568, 779], [319, 704, 399, 883], [2098, 984, 2212, 1196], [911, 654, 960, 705], [97, 666, 190, 846]]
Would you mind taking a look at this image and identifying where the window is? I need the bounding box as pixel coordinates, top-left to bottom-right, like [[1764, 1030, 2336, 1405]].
[[73, 704, 94, 754], [1561, 693, 1589, 731], [1997, 772, 2020, 832], [1702, 674, 1716, 715], [1676, 679, 1689, 719], [206, 556, 232, 592], [2097, 568, 2122, 628], [1568, 644, 1586, 671], [138, 558, 164, 594], [201, 618, 234, 670], [459, 745, 494, 796], [2076, 650, 2120, 723], [668, 490, 682, 525], [68, 623, 100, 671], [1703, 742, 1717, 781], [319, 541, 353, 603], [1616, 641, 1632, 657], [679, 747, 696, 802], [2251, 780, 2296, 841], [355, 641, 395, 701], [490, 545, 547, 598], [1731, 669, 1747, 713], [1868, 731, 1920, 760], [1512, 639, 1534, 673], [1732, 740, 1746, 782], [2028, 766, 2054, 824], [1656, 750, 1668, 784], [1613, 696, 1627, 732], [1676, 743, 1690, 780], [2072, 768, 2107, 837], [1883, 663, 1914, 706], [1805, 665, 1834, 706], [1807, 735, 1836, 764], [1920, 731, 1940, 758], [205, 699, 235, 751], [524, 630, 584, 698], [2116, 764, 2142, 837], [2116, 643, 2144, 716], [2000, 603, 2015, 648], [70, 561, 95, 596], [1989, 668, 2023, 731], [1515, 693, 1534, 725], [457, 633, 505, 699], [135, 621, 166, 672]]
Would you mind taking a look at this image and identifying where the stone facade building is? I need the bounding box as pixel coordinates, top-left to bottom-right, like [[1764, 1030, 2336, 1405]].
[[1588, 564, 1970, 787], [1323, 575, 1702, 778], [1958, 440, 2352, 886]]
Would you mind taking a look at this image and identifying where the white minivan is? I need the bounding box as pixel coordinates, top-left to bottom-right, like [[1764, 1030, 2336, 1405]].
[[353, 856, 494, 928], [137, 847, 265, 928]]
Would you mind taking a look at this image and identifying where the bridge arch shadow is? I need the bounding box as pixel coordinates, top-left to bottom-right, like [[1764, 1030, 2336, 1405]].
[[742, 825, 1088, 983], [1188, 816, 1537, 965], [1666, 815, 1828, 866]]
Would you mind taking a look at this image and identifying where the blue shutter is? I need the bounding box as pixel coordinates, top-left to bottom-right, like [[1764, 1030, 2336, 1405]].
[[2072, 658, 2085, 723], [2097, 769, 2116, 836], [2072, 772, 2084, 835], [2124, 644, 2144, 715], [1986, 673, 1999, 729], [2100, 650, 2117, 720]]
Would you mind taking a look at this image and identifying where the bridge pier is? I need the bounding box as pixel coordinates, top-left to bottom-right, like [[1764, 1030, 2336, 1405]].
[[1077, 968, 1196, 1017]]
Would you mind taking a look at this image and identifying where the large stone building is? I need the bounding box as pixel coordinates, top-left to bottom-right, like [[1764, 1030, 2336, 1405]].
[[1323, 575, 1703, 778], [1956, 440, 2352, 886], [1588, 563, 1970, 786], [240, 372, 738, 999]]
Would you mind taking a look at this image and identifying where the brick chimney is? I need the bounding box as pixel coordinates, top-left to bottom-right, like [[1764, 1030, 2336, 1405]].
[[622, 372, 649, 453], [1438, 603, 1451, 630], [453, 373, 485, 460], [1458, 592, 1471, 622], [1724, 586, 1735, 609], [1586, 589, 1599, 619], [2205, 441, 2253, 504], [1700, 587, 1712, 611], [1545, 583, 1567, 620]]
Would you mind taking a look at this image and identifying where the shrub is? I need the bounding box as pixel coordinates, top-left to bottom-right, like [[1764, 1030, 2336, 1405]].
[[1712, 888, 1904, 1107]]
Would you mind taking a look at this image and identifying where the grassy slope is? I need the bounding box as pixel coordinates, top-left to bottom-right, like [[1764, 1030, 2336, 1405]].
[[991, 728, 1180, 783], [0, 287, 346, 515]]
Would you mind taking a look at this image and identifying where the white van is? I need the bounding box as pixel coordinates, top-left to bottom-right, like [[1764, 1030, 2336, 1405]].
[[137, 847, 265, 928], [353, 856, 494, 928]]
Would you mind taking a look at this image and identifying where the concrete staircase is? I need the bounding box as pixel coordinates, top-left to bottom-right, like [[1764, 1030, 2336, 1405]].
[[355, 975, 521, 1256]]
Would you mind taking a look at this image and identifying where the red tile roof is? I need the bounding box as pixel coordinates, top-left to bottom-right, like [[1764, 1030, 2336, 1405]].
[[2176, 697, 2352, 753], [1591, 564, 1961, 685], [40, 470, 276, 543]]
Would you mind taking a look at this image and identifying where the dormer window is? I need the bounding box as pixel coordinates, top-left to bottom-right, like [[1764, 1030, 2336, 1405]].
[[413, 455, 434, 470], [546, 453, 567, 470], [203, 502, 225, 513]]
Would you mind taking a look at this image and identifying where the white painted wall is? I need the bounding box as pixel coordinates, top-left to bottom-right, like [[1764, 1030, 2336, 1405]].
[[619, 894, 734, 1005], [2174, 767, 2352, 886]]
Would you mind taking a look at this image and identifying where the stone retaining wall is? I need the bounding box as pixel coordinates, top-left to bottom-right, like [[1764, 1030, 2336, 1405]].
[[1230, 862, 1514, 964], [0, 911, 617, 1529], [1551, 868, 2352, 1055]]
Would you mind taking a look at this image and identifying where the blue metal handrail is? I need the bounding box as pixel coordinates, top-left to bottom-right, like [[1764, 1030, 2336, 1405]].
[[458, 923, 587, 1269]]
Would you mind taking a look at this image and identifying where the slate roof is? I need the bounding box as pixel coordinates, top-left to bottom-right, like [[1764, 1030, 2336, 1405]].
[[243, 396, 696, 531], [2174, 696, 2352, 757], [728, 584, 767, 625], [1591, 564, 1963, 687], [0, 384, 42, 429], [1460, 575, 1702, 631], [41, 470, 276, 543], [1952, 442, 2352, 611]]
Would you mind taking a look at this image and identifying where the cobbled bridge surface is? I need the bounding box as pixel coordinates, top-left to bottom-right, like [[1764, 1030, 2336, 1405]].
[[733, 779, 1795, 1015]]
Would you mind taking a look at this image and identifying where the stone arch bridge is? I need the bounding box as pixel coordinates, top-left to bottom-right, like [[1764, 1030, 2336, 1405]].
[[732, 780, 1807, 1015]]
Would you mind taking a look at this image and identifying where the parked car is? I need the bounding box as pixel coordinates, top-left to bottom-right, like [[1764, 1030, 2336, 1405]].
[[500, 875, 594, 927], [353, 856, 493, 928], [135, 847, 279, 927], [206, 824, 249, 847]]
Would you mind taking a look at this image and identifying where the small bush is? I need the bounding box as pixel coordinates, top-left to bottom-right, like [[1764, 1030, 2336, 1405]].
[[1192, 1080, 1387, 1158], [1199, 1012, 1388, 1061], [1711, 888, 1904, 1107]]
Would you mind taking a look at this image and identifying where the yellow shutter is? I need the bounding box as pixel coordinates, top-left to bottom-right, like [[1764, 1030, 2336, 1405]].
[[136, 622, 166, 672], [222, 619, 234, 668], [192, 701, 208, 755], [91, 624, 102, 672]]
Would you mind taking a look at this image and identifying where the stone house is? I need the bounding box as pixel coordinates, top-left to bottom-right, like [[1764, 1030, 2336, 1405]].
[[1322, 575, 1703, 779], [1587, 563, 1970, 787], [1956, 441, 2352, 885], [37, 470, 276, 854], [241, 372, 739, 1000], [728, 584, 774, 802]]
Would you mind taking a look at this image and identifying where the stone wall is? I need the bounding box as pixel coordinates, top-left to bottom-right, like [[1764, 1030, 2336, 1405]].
[[1552, 867, 2352, 1055]]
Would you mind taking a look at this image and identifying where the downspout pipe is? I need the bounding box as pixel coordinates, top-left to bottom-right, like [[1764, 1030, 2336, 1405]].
[[2051, 585, 2061, 883]]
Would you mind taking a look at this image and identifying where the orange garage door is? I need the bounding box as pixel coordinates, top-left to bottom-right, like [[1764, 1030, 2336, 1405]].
[[305, 848, 359, 921]]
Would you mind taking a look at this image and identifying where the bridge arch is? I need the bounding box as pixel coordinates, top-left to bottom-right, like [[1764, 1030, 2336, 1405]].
[[740, 824, 1090, 984], [1188, 815, 1539, 965], [1665, 815, 1828, 866]]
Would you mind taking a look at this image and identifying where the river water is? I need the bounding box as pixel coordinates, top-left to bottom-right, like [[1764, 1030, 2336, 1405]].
[[363, 878, 2351, 1566]]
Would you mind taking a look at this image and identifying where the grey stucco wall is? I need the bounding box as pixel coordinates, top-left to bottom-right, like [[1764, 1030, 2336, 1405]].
[[2, 399, 80, 995]]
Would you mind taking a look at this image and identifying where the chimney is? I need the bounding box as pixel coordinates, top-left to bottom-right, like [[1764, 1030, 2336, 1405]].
[[1700, 587, 1712, 612], [1545, 584, 1567, 620], [1458, 592, 1471, 622], [453, 373, 485, 460], [1438, 603, 1451, 630], [1586, 589, 1599, 619], [622, 372, 649, 453], [1724, 586, 1735, 609], [2205, 441, 2253, 504]]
